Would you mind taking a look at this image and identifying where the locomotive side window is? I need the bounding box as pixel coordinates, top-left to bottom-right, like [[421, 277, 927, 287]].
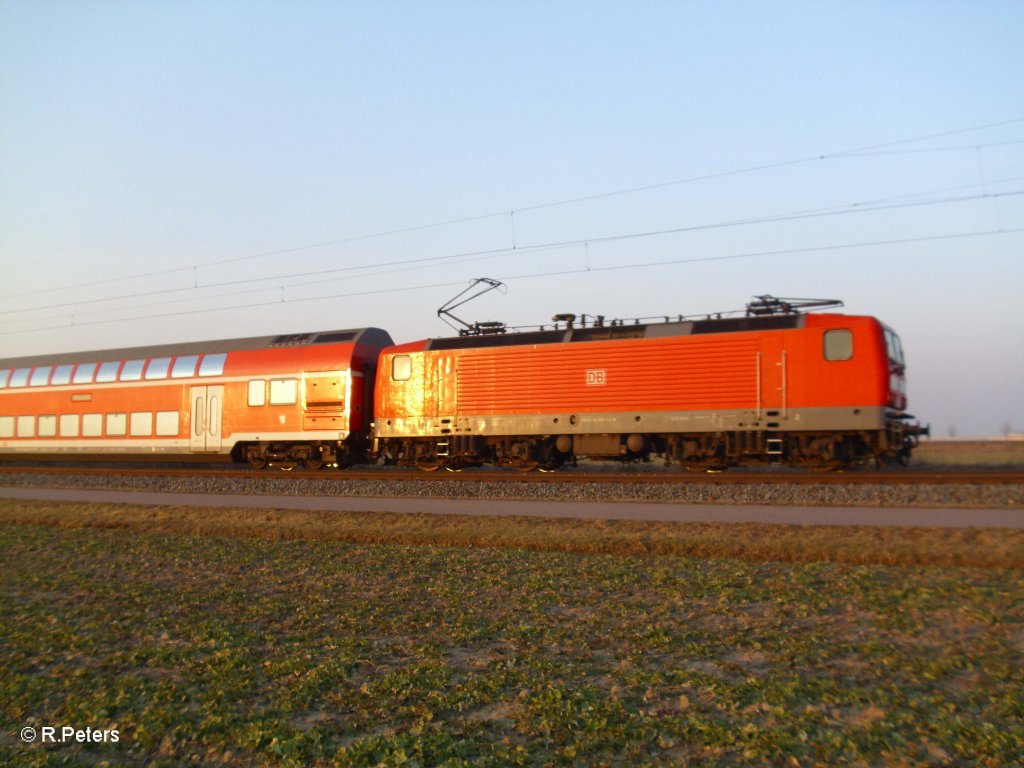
[[269, 378, 298, 405], [96, 361, 121, 383], [59, 414, 79, 437], [38, 415, 57, 437], [199, 353, 227, 377], [392, 355, 412, 381], [73, 363, 98, 384], [146, 357, 172, 379], [30, 367, 53, 386], [82, 414, 103, 437], [248, 379, 267, 406], [0, 416, 13, 437], [120, 359, 146, 381], [52, 364, 75, 385], [171, 355, 199, 378], [823, 329, 853, 361]]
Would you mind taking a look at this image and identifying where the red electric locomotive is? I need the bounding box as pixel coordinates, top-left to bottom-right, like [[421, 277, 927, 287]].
[[372, 296, 928, 470]]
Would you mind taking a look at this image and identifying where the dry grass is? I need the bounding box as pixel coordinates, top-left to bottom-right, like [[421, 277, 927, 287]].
[[914, 439, 1024, 468], [2, 498, 1022, 569]]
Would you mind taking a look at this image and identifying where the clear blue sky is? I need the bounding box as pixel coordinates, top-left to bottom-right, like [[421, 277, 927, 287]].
[[2, 0, 1022, 437]]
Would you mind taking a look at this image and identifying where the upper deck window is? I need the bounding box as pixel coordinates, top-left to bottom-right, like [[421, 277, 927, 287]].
[[146, 357, 172, 379], [96, 361, 122, 383], [0, 369, 9, 388], [198, 353, 227, 377], [51, 364, 75, 385], [30, 366, 53, 386], [9, 368, 31, 388], [73, 363, 98, 384], [171, 355, 199, 378], [823, 329, 853, 361], [120, 359, 146, 381]]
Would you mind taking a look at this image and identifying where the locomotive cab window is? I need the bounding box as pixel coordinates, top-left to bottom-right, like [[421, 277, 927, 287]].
[[392, 355, 412, 381], [823, 329, 853, 361]]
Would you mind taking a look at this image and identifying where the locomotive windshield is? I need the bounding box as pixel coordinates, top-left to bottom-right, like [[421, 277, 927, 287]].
[[883, 326, 905, 372]]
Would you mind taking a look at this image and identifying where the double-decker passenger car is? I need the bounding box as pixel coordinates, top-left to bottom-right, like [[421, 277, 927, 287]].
[[373, 300, 925, 470], [0, 328, 393, 468]]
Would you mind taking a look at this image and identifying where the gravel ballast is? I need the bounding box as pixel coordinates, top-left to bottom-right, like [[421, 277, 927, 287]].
[[2, 470, 1021, 509]]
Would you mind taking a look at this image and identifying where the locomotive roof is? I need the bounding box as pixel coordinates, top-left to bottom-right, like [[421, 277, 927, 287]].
[[0, 327, 394, 369], [424, 312, 808, 351]]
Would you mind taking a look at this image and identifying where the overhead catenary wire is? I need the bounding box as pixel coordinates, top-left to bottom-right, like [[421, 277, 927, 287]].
[[3, 116, 1022, 303], [3, 226, 1020, 336], [4, 183, 1021, 320]]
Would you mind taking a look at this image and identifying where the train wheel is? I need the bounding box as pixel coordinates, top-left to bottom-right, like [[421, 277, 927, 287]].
[[303, 456, 324, 471], [246, 451, 269, 470], [416, 458, 441, 472]]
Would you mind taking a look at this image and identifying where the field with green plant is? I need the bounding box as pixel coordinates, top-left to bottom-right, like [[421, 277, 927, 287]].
[[2, 502, 1022, 767]]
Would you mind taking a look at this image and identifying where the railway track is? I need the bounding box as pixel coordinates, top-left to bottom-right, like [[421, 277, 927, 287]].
[[2, 462, 1021, 486]]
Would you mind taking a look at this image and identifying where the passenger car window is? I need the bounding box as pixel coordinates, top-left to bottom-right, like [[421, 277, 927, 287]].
[[96, 361, 122, 383], [30, 367, 53, 386], [198, 353, 227, 377], [248, 380, 266, 407], [51, 364, 75, 385], [269, 379, 298, 405], [171, 355, 199, 378], [9, 368, 31, 388], [823, 329, 853, 361], [120, 359, 146, 381], [146, 358, 172, 379], [73, 363, 98, 384]]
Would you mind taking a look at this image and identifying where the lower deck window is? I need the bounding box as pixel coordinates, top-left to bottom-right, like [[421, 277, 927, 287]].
[[0, 416, 13, 438], [156, 411, 179, 436], [130, 412, 153, 436], [60, 414, 79, 437], [82, 414, 102, 437], [105, 413, 127, 437], [269, 378, 298, 405], [17, 416, 35, 437], [38, 415, 57, 437]]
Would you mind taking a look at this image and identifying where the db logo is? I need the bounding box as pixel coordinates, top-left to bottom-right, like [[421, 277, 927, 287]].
[[585, 369, 606, 386]]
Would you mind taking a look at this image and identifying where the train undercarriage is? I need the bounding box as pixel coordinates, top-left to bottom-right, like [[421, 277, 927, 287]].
[[374, 422, 930, 473]]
